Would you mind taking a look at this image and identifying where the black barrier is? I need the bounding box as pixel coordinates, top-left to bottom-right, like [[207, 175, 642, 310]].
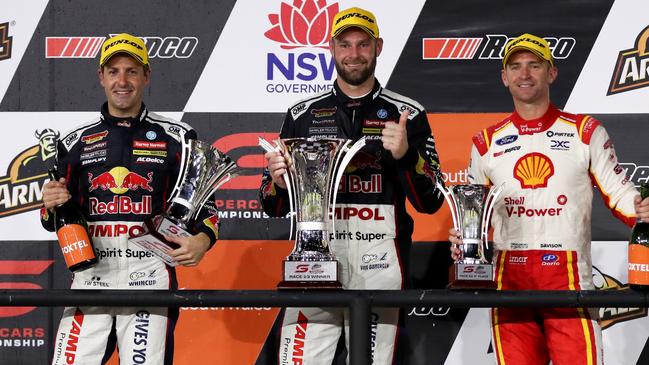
[[1, 289, 647, 365]]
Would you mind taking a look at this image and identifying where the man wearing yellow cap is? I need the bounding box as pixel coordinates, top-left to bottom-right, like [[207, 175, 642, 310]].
[[260, 7, 445, 365], [449, 33, 649, 364], [41, 33, 219, 364]]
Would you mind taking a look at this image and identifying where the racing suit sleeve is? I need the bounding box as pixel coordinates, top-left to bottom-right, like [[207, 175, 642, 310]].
[[586, 118, 638, 227], [182, 129, 220, 247], [40, 139, 75, 232], [395, 110, 444, 214], [468, 143, 490, 185], [259, 112, 293, 217]]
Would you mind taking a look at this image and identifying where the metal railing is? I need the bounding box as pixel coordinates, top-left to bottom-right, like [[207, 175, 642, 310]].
[[1, 289, 647, 365]]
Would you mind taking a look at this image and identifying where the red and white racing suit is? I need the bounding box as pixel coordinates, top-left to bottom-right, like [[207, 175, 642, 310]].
[[469, 104, 637, 365], [41, 103, 218, 365]]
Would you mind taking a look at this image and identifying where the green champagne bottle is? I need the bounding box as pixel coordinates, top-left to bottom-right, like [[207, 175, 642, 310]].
[[628, 182, 649, 289]]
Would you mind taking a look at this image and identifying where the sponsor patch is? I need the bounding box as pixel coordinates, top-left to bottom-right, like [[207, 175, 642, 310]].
[[493, 145, 521, 157], [82, 141, 107, 152], [81, 130, 109, 144], [549, 140, 570, 151], [495, 135, 518, 146], [80, 150, 107, 160], [135, 156, 165, 164], [308, 126, 337, 137], [133, 149, 167, 157], [81, 157, 106, 166], [311, 107, 337, 118], [133, 140, 167, 149]]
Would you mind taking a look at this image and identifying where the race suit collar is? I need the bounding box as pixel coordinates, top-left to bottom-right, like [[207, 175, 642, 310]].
[[332, 78, 382, 109], [100, 102, 147, 126], [511, 104, 560, 135]]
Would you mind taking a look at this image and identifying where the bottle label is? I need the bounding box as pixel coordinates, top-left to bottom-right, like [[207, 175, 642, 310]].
[[628, 244, 649, 285], [57, 224, 96, 271]]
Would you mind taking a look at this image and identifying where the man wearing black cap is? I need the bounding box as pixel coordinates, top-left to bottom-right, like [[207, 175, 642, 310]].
[[449, 33, 649, 364], [41, 33, 219, 364], [260, 7, 444, 364]]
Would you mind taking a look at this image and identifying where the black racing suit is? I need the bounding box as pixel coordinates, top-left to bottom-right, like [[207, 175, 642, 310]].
[[259, 79, 444, 364], [41, 103, 218, 365]]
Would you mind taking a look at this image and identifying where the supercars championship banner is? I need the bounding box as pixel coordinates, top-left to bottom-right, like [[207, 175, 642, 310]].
[[1, 0, 649, 364]]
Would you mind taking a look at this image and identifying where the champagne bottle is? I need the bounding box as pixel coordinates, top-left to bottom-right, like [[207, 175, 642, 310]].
[[48, 168, 97, 272], [628, 182, 649, 289]]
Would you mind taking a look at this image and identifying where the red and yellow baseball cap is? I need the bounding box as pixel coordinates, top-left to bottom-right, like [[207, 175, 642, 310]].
[[99, 33, 149, 67], [330, 7, 379, 39], [502, 33, 553, 67]]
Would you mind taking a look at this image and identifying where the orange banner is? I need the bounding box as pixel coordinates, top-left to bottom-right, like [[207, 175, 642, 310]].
[[409, 113, 508, 242]]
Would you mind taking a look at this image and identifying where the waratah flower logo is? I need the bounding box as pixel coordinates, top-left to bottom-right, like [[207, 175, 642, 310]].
[[264, 0, 339, 49]]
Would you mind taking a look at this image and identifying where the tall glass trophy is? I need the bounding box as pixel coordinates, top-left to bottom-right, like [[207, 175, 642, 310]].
[[129, 138, 240, 266], [260, 137, 366, 289], [438, 182, 502, 289]]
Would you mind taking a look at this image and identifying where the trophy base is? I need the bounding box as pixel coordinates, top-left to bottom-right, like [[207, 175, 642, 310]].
[[128, 216, 190, 267], [448, 262, 496, 290], [278, 260, 342, 290]]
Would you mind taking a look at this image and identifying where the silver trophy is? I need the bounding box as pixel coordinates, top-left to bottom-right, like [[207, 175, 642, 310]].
[[260, 136, 366, 288], [129, 138, 240, 266], [437, 182, 502, 288]]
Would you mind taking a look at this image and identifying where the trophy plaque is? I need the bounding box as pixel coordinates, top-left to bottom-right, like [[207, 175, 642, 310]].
[[129, 138, 239, 266], [260, 137, 366, 289], [438, 183, 502, 289]]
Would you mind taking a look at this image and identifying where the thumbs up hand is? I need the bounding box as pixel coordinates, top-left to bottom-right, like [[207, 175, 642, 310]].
[[381, 110, 410, 160]]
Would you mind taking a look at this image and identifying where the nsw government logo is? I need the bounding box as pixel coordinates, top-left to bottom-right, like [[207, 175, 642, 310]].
[[264, 0, 339, 94]]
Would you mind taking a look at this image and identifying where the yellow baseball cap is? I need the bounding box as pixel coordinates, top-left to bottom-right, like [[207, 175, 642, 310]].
[[330, 7, 379, 39], [502, 33, 554, 67], [99, 33, 149, 67]]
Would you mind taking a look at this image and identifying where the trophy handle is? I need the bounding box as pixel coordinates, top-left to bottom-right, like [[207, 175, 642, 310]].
[[329, 137, 367, 241], [190, 168, 241, 221], [258, 137, 297, 241], [436, 181, 460, 232], [169, 130, 190, 203], [481, 183, 504, 250]]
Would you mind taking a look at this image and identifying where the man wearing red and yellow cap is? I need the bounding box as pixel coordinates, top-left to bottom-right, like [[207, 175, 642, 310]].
[[449, 33, 649, 364]]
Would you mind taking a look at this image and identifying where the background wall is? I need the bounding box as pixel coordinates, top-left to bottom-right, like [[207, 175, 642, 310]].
[[1, 0, 648, 364]]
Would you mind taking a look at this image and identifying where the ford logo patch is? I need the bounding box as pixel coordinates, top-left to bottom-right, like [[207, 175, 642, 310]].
[[495, 135, 518, 146]]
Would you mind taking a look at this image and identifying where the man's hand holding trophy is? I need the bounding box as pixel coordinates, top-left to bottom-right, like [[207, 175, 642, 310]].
[[441, 182, 502, 289], [129, 136, 240, 266]]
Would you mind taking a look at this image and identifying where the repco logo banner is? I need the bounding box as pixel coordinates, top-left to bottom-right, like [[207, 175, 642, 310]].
[[607, 25, 649, 95], [45, 35, 198, 59], [0, 22, 13, 61], [423, 34, 575, 61]]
